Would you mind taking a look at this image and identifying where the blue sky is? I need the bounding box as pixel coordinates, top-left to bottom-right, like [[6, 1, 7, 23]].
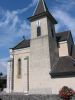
[[0, 0, 75, 75]]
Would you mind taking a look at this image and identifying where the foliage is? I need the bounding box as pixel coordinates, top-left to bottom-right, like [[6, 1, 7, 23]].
[[0, 72, 6, 91], [0, 72, 3, 77], [59, 86, 75, 100]]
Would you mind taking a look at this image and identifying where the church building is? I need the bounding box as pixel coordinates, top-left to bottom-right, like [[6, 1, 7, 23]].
[[6, 0, 75, 94]]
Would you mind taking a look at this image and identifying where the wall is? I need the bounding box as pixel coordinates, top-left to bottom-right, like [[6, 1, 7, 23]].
[[31, 17, 48, 39], [30, 16, 59, 94], [59, 41, 69, 57], [68, 33, 74, 56], [13, 48, 30, 93], [30, 36, 52, 94], [47, 18, 59, 67], [49, 77, 75, 94]]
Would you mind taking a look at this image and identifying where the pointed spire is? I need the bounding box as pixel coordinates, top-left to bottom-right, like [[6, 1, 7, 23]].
[[33, 0, 48, 16], [28, 0, 57, 24]]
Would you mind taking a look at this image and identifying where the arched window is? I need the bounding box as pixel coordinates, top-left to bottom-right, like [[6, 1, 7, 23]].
[[37, 26, 41, 37], [17, 58, 21, 78]]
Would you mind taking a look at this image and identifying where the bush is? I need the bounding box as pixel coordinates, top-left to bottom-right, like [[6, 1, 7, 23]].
[[59, 86, 75, 100]]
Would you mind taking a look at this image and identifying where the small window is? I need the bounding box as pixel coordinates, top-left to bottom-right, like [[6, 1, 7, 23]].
[[57, 42, 60, 48], [51, 28, 54, 37], [37, 26, 41, 37], [17, 58, 21, 78], [70, 45, 73, 56]]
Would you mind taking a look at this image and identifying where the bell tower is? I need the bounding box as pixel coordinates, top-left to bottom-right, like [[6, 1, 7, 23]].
[[28, 0, 59, 94]]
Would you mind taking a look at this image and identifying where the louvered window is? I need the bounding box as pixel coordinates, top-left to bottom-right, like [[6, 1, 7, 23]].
[[37, 26, 41, 37]]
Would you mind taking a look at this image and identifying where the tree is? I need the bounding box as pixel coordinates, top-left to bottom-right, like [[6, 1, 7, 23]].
[[0, 72, 3, 91], [59, 86, 74, 100], [0, 72, 3, 78]]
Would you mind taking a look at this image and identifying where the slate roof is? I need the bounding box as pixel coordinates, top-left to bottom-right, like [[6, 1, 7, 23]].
[[56, 31, 70, 42], [33, 0, 48, 16], [28, 0, 57, 24], [12, 39, 30, 50], [50, 56, 75, 78]]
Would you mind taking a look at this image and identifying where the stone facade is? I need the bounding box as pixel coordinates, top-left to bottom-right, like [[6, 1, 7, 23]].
[[7, 48, 30, 93], [13, 48, 30, 93], [6, 0, 75, 95], [29, 14, 59, 94]]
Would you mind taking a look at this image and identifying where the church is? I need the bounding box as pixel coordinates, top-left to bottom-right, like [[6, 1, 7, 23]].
[[6, 0, 75, 94]]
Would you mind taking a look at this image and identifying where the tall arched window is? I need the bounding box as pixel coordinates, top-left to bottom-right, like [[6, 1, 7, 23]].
[[37, 26, 41, 37], [17, 58, 21, 78]]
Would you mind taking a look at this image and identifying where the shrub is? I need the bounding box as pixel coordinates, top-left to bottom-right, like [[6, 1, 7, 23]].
[[59, 86, 75, 100]]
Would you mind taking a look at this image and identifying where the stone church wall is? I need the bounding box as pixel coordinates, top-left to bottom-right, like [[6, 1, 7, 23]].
[[13, 48, 30, 93]]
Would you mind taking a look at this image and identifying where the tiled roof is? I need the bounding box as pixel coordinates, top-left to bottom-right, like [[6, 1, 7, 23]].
[[50, 56, 75, 78], [56, 31, 70, 42], [12, 39, 30, 50]]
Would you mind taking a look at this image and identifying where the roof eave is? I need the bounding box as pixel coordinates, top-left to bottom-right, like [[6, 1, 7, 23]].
[[28, 12, 57, 24], [50, 71, 75, 78], [12, 46, 30, 50]]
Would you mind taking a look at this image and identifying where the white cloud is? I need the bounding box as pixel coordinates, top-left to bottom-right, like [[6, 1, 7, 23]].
[[13, 0, 38, 15], [0, 57, 8, 75], [0, 0, 38, 47], [53, 9, 75, 39], [54, 0, 75, 12], [0, 0, 37, 74], [0, 0, 38, 74], [0, 9, 30, 47]]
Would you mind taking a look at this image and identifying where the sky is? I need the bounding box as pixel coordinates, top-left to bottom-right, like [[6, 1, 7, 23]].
[[0, 0, 75, 75]]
